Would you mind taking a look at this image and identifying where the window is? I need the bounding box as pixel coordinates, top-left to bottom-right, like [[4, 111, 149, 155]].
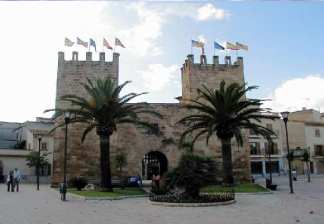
[[315, 145, 324, 156], [315, 129, 320, 137], [41, 142, 47, 150], [250, 142, 261, 155], [145, 123, 160, 135], [265, 142, 278, 155]]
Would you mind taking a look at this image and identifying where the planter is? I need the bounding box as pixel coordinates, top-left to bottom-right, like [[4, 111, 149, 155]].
[[150, 199, 236, 207], [149, 192, 235, 207]]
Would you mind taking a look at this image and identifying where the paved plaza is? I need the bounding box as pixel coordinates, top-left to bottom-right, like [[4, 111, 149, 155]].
[[0, 176, 324, 224]]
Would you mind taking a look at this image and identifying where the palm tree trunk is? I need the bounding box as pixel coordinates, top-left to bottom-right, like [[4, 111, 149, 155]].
[[221, 138, 234, 186], [99, 134, 113, 191]]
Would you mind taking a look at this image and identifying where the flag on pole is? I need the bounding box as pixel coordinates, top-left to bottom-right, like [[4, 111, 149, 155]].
[[103, 38, 113, 50], [191, 40, 204, 48], [77, 37, 88, 48], [89, 38, 96, 51], [226, 42, 239, 50], [236, 42, 248, 51], [214, 41, 225, 50], [115, 38, 125, 48], [64, 38, 74, 47]]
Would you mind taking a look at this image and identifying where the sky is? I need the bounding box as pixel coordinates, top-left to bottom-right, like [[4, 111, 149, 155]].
[[1, 1, 324, 122]]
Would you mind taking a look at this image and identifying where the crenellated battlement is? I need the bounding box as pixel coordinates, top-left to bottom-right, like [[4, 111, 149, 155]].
[[58, 51, 119, 64], [55, 51, 119, 110], [183, 54, 243, 71], [181, 54, 245, 102]]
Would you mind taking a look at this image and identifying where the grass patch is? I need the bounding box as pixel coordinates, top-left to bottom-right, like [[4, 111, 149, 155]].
[[201, 183, 269, 193], [69, 187, 146, 198]]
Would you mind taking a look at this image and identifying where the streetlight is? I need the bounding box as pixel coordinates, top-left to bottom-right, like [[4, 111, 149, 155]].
[[281, 111, 294, 194], [62, 111, 70, 201], [37, 136, 42, 191]]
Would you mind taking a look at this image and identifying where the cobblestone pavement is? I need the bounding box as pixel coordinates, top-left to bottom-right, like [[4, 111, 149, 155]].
[[0, 176, 323, 224]]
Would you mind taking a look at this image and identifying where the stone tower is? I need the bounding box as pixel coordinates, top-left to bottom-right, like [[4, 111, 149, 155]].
[[181, 54, 244, 102], [52, 51, 119, 186], [51, 52, 251, 186], [180, 54, 250, 180]]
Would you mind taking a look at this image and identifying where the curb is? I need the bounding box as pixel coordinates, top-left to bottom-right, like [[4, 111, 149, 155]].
[[150, 199, 236, 207], [235, 191, 273, 195], [68, 192, 149, 201]]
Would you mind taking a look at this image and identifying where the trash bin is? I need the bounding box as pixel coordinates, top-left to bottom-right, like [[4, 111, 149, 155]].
[[292, 170, 297, 181]]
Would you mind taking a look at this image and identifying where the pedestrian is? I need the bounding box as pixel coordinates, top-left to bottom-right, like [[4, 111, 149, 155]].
[[13, 168, 21, 192], [6, 170, 14, 192], [152, 172, 160, 190]]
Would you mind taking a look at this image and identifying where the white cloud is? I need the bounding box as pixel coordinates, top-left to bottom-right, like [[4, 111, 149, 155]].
[[198, 34, 207, 44], [114, 3, 228, 57], [264, 75, 324, 112], [197, 3, 228, 21], [138, 64, 179, 91], [0, 2, 229, 122], [117, 3, 164, 57]]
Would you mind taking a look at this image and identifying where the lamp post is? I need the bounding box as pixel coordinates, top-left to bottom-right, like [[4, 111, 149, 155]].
[[281, 111, 294, 194], [37, 136, 42, 191], [62, 111, 70, 201]]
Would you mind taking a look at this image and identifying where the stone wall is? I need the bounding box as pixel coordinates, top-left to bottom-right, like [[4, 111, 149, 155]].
[[51, 52, 251, 186], [181, 55, 244, 102], [52, 52, 118, 185]]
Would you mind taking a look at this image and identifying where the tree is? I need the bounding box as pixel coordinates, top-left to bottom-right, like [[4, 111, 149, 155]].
[[114, 152, 127, 188], [46, 78, 161, 191], [179, 81, 276, 185], [302, 149, 311, 183], [165, 153, 218, 198], [26, 151, 50, 175]]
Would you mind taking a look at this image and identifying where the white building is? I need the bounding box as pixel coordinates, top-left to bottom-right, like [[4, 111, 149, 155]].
[[249, 112, 286, 177], [0, 118, 54, 183]]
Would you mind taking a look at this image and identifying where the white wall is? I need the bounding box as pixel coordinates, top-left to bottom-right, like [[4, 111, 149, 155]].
[[0, 156, 34, 176]]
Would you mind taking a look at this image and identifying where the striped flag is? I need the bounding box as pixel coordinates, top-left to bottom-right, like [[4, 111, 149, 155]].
[[236, 42, 248, 51], [226, 42, 239, 50], [103, 38, 113, 50], [77, 37, 88, 48], [115, 38, 125, 48], [64, 38, 74, 47], [89, 38, 96, 51], [214, 41, 225, 50], [191, 40, 204, 48]]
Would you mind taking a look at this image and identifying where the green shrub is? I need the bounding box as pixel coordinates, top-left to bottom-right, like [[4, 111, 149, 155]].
[[69, 177, 88, 191], [165, 153, 218, 198]]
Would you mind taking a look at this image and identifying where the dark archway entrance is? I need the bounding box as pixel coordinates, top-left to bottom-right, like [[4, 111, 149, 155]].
[[142, 151, 168, 180]]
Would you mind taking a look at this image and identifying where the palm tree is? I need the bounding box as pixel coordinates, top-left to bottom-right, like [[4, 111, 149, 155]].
[[179, 80, 276, 185], [46, 78, 161, 191]]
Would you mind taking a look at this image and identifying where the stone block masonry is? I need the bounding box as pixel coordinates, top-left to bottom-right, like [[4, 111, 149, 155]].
[[51, 52, 251, 186]]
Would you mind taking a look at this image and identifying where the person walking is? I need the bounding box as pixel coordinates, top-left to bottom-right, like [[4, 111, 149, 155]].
[[13, 168, 21, 192], [6, 170, 14, 192]]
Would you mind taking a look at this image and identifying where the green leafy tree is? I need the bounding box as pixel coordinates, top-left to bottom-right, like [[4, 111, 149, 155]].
[[26, 151, 50, 175], [115, 153, 127, 174], [179, 81, 275, 185], [46, 78, 161, 191], [302, 149, 311, 183], [114, 153, 127, 188], [165, 154, 218, 198]]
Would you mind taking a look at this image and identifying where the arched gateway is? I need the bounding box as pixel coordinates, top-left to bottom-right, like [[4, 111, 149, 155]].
[[142, 151, 168, 180]]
